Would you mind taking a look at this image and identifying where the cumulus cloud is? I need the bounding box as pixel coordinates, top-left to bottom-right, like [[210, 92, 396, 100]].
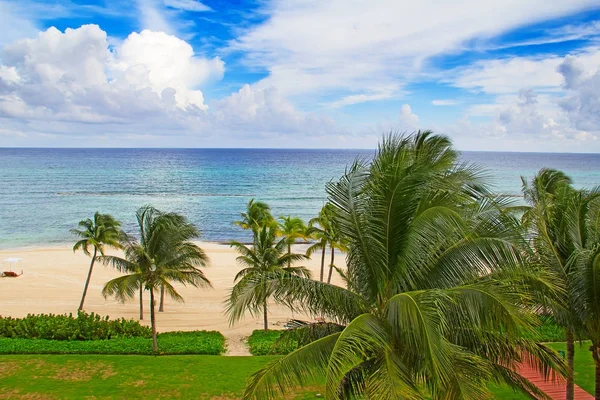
[[0, 25, 223, 124], [399, 104, 419, 128], [557, 55, 600, 132], [213, 84, 336, 136], [0, 25, 336, 145]]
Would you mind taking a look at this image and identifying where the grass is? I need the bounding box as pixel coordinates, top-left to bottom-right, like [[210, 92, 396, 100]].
[[547, 341, 595, 395], [0, 342, 595, 399], [0, 331, 225, 355], [0, 355, 322, 399]]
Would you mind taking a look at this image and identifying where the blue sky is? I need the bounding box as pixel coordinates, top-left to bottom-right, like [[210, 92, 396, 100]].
[[1, 0, 600, 151]]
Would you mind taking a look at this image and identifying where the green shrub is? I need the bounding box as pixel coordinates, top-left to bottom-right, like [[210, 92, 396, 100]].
[[519, 315, 573, 343], [0, 312, 151, 340], [247, 330, 297, 356], [0, 331, 225, 355]]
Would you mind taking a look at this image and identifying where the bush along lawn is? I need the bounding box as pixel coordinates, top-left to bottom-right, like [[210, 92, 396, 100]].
[[0, 331, 225, 355], [0, 312, 151, 340], [247, 330, 298, 356]]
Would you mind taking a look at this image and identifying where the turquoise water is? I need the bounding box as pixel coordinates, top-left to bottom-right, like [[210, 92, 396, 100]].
[[1, 148, 599, 249]]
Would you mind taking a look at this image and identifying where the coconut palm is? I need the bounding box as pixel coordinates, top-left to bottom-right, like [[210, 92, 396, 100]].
[[522, 169, 587, 400], [71, 212, 122, 311], [226, 226, 310, 332], [562, 187, 600, 398], [278, 216, 307, 267], [235, 199, 276, 237], [100, 206, 210, 352], [241, 131, 563, 400], [306, 204, 335, 282]]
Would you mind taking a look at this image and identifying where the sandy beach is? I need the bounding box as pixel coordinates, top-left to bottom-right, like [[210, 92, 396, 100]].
[[0, 242, 344, 355]]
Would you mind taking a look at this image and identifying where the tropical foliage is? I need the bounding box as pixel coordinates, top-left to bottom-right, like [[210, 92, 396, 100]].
[[0, 312, 150, 340], [522, 168, 600, 399], [278, 215, 308, 267], [227, 226, 310, 332], [241, 131, 564, 400], [71, 212, 122, 311], [235, 199, 277, 237], [100, 206, 211, 352]]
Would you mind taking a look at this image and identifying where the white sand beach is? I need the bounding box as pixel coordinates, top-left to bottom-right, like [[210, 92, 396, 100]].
[[0, 243, 344, 355]]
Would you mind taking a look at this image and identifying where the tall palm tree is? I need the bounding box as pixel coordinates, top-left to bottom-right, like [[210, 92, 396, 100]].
[[522, 169, 584, 400], [563, 187, 600, 398], [278, 216, 307, 267], [100, 206, 210, 352], [71, 212, 122, 311], [241, 131, 563, 400], [306, 204, 335, 282], [226, 226, 310, 332], [235, 199, 276, 237]]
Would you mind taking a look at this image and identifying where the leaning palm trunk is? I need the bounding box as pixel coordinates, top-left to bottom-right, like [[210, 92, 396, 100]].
[[159, 285, 165, 312], [319, 244, 326, 282], [139, 284, 144, 320], [78, 248, 97, 311], [327, 246, 335, 284], [149, 287, 158, 352], [287, 244, 291, 268], [566, 328, 574, 400]]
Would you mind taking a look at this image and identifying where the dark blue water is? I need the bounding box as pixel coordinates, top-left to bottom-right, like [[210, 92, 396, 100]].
[[0, 148, 599, 248]]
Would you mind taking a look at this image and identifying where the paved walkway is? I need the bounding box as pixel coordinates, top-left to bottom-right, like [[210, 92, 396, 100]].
[[516, 359, 593, 400]]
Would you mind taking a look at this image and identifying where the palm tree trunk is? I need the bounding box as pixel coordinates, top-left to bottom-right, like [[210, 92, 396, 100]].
[[319, 245, 326, 282], [288, 243, 291, 268], [159, 285, 165, 312], [139, 283, 144, 320], [566, 328, 574, 400], [78, 247, 97, 311], [263, 300, 268, 333], [150, 287, 158, 353], [327, 246, 335, 284]]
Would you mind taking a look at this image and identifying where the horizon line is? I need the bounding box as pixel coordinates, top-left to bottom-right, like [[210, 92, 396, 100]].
[[1, 146, 600, 155]]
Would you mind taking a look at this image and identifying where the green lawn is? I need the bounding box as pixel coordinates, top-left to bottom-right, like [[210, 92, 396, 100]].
[[0, 343, 595, 399], [547, 341, 595, 395], [0, 355, 321, 399]]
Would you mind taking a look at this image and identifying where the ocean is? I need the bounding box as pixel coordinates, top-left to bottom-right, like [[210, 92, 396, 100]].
[[1, 148, 599, 249]]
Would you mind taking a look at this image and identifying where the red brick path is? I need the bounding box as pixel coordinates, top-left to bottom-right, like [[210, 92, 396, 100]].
[[516, 359, 594, 399]]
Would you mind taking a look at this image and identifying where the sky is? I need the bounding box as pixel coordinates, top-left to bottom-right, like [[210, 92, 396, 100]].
[[1, 0, 600, 151]]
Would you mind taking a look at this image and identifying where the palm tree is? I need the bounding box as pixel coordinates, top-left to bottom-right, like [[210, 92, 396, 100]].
[[306, 204, 335, 282], [71, 212, 122, 311], [235, 199, 276, 237], [278, 216, 307, 267], [100, 206, 210, 352], [522, 169, 586, 400], [226, 226, 310, 332], [241, 131, 564, 399], [561, 187, 600, 398]]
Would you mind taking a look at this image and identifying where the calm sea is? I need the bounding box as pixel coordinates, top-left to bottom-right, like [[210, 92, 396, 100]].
[[1, 148, 599, 249]]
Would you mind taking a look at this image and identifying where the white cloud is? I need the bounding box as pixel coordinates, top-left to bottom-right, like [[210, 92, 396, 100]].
[[432, 99, 458, 106], [557, 55, 600, 132], [230, 0, 598, 102], [213, 84, 336, 136], [326, 90, 396, 108], [163, 0, 211, 12], [399, 104, 419, 128], [0, 25, 336, 146]]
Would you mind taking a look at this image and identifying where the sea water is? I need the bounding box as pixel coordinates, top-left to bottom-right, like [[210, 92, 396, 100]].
[[1, 148, 599, 249]]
